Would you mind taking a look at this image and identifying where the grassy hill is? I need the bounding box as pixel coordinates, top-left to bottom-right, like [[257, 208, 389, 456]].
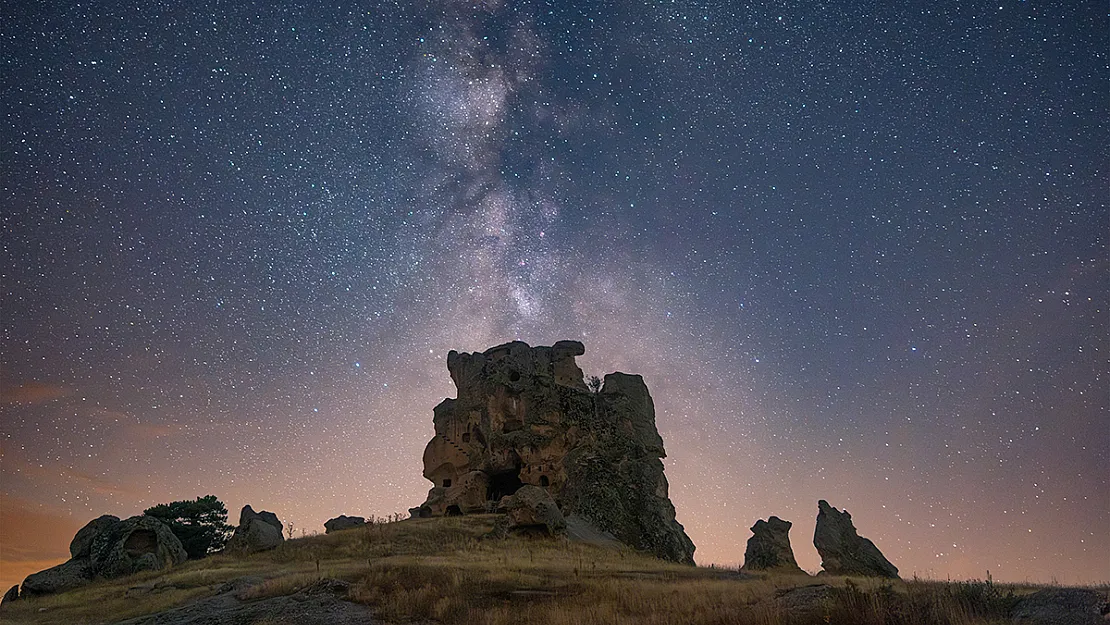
[[0, 514, 1100, 625]]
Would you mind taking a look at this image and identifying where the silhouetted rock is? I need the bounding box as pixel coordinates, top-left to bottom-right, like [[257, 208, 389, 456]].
[[88, 515, 188, 578], [497, 485, 566, 535], [70, 514, 121, 559], [813, 500, 898, 578], [20, 559, 92, 597], [1, 584, 19, 605], [413, 340, 695, 563], [226, 505, 284, 553], [324, 515, 366, 534], [741, 516, 805, 574], [1011, 588, 1109, 625]]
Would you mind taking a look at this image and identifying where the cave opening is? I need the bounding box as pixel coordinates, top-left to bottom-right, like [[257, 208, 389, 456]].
[[445, 505, 463, 517], [487, 469, 523, 501], [123, 529, 157, 556]]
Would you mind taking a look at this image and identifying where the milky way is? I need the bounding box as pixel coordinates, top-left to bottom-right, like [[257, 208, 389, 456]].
[[1, 0, 1106, 589]]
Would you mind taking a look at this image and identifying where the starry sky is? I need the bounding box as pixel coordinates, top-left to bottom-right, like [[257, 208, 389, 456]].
[[1, 0, 1106, 590]]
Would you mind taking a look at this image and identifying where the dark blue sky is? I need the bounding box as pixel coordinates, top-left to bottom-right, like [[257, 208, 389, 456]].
[[2, 0, 1106, 585]]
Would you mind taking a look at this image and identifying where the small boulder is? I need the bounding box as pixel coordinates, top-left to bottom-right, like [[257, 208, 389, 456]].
[[324, 515, 366, 534], [88, 515, 188, 579], [226, 505, 284, 553], [1010, 588, 1109, 625], [20, 559, 92, 597], [741, 516, 806, 574], [813, 500, 898, 578], [2, 584, 19, 605], [70, 514, 121, 559], [497, 485, 566, 535]]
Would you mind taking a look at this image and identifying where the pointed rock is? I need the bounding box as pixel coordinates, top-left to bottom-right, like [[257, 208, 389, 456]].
[[741, 516, 806, 574], [813, 500, 898, 578]]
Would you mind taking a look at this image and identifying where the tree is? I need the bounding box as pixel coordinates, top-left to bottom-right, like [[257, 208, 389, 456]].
[[144, 495, 233, 559], [587, 375, 602, 393]]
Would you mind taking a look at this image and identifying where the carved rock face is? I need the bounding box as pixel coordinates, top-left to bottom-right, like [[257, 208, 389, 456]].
[[415, 340, 695, 564], [741, 516, 805, 573], [813, 500, 899, 578]]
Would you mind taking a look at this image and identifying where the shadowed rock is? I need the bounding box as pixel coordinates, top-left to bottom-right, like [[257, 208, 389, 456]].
[[813, 500, 898, 578], [497, 485, 566, 535], [22, 515, 186, 598], [0, 584, 17, 605], [413, 340, 695, 563], [324, 515, 366, 534], [226, 505, 284, 553], [1010, 588, 1110, 625], [741, 516, 806, 574]]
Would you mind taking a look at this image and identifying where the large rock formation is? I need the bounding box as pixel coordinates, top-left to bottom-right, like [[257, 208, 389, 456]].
[[21, 514, 187, 597], [1010, 588, 1110, 625], [324, 515, 366, 534], [741, 516, 805, 574], [413, 340, 695, 564], [813, 500, 899, 578], [225, 505, 284, 553]]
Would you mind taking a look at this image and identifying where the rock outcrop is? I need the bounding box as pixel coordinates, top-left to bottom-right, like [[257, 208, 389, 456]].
[[226, 505, 284, 553], [324, 515, 366, 534], [20, 514, 187, 597], [1, 584, 18, 605], [813, 500, 898, 578], [1010, 588, 1110, 625], [413, 340, 695, 563], [741, 516, 805, 574], [497, 485, 567, 535]]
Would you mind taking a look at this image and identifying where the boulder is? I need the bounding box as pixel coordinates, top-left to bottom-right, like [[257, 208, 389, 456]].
[[20, 559, 92, 597], [1010, 588, 1109, 625], [813, 500, 898, 578], [741, 516, 805, 574], [497, 485, 566, 535], [324, 515, 366, 534], [88, 515, 189, 579], [226, 505, 284, 553], [1, 584, 19, 605], [70, 514, 121, 559], [414, 341, 695, 563]]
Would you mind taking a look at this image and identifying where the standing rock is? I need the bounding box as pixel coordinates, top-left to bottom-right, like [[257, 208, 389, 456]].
[[741, 516, 806, 574], [88, 515, 188, 579], [1, 584, 19, 605], [497, 485, 567, 535], [324, 515, 366, 534], [226, 505, 284, 553], [414, 340, 695, 564], [813, 500, 898, 578], [69, 514, 121, 559]]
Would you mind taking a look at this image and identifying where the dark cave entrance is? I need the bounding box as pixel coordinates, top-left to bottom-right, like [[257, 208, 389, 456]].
[[487, 469, 523, 501], [123, 529, 157, 556], [445, 505, 463, 517]]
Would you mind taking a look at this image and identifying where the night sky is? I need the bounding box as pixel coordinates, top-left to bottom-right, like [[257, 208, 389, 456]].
[[1, 0, 1106, 590]]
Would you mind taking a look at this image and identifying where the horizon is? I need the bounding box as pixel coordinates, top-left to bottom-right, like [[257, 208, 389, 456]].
[[2, 0, 1106, 593]]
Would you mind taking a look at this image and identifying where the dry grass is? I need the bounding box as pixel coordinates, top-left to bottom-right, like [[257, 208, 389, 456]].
[[1, 514, 1100, 625]]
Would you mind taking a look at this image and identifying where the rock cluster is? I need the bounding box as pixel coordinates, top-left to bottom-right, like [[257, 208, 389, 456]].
[[413, 340, 695, 563], [813, 500, 898, 578], [18, 514, 187, 598], [225, 505, 284, 553], [741, 516, 804, 574], [324, 515, 366, 534], [497, 485, 566, 535]]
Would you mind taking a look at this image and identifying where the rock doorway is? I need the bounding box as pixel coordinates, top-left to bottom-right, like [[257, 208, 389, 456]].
[[445, 505, 463, 517], [487, 469, 523, 501]]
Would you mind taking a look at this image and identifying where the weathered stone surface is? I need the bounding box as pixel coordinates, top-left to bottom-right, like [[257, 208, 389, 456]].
[[1010, 588, 1109, 625], [1, 584, 20, 605], [226, 505, 284, 553], [70, 514, 121, 559], [20, 559, 93, 597], [324, 515, 366, 534], [497, 485, 566, 535], [415, 340, 695, 563], [813, 500, 898, 578], [89, 515, 189, 579], [741, 516, 805, 573]]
